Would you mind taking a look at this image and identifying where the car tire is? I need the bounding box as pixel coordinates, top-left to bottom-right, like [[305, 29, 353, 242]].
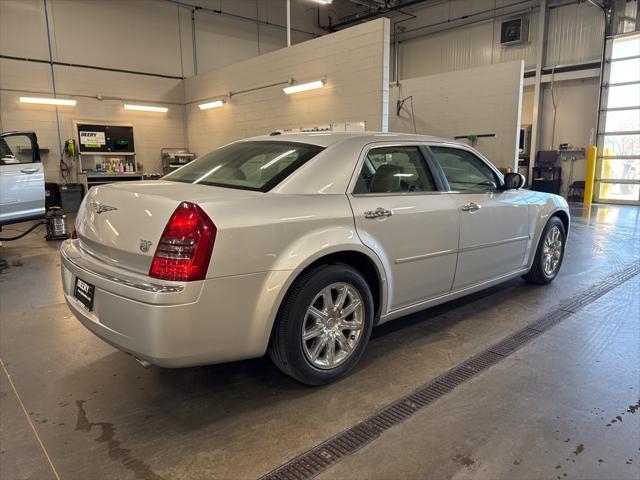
[[523, 216, 566, 285], [268, 263, 374, 385]]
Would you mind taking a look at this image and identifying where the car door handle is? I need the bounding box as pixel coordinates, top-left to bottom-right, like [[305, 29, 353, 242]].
[[20, 168, 39, 174], [364, 207, 393, 219], [461, 202, 481, 212]]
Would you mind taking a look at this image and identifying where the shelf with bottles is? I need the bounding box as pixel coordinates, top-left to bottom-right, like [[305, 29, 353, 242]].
[[79, 154, 140, 177]]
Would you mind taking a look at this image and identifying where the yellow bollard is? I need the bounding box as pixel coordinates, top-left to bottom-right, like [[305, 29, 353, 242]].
[[583, 145, 597, 205]]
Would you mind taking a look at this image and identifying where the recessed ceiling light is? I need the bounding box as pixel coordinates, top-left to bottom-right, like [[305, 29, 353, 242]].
[[19, 96, 76, 106], [124, 104, 168, 112], [283, 80, 326, 95], [198, 100, 225, 110]]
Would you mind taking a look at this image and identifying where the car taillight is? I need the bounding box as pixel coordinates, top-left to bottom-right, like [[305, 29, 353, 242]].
[[149, 202, 216, 282]]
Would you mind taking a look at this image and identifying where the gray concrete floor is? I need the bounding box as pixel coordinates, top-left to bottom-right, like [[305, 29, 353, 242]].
[[0, 204, 639, 480]]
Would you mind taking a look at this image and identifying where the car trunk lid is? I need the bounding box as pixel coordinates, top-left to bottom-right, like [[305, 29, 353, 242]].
[[75, 181, 259, 276]]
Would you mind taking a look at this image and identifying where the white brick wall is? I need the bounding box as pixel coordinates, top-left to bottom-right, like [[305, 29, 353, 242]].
[[184, 18, 390, 156], [1, 17, 390, 182], [389, 60, 524, 170], [0, 59, 186, 180], [0, 0, 340, 183]]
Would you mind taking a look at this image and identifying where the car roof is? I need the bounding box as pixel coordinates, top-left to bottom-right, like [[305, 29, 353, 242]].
[[240, 131, 458, 148]]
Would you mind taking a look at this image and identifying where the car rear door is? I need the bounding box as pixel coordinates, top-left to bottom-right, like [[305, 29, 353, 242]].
[[349, 143, 460, 312], [0, 132, 45, 225], [428, 145, 530, 290]]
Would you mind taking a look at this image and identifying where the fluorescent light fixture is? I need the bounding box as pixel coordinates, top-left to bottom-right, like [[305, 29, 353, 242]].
[[20, 96, 76, 106], [198, 100, 225, 110], [124, 104, 168, 112], [312, 0, 333, 4], [283, 80, 325, 95]]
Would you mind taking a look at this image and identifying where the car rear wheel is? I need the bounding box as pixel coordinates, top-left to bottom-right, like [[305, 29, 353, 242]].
[[523, 216, 566, 285], [268, 264, 374, 385]]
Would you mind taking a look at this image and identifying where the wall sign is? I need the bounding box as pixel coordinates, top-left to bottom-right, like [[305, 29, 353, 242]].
[[76, 124, 135, 153], [79, 131, 106, 148]]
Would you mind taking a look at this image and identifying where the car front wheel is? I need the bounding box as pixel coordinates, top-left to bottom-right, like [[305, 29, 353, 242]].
[[523, 216, 566, 285], [268, 264, 374, 385]]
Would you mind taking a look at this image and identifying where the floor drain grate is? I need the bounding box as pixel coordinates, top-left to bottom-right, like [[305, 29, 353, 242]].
[[259, 261, 640, 480]]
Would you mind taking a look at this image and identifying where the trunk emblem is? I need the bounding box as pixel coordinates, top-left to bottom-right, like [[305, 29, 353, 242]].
[[91, 202, 117, 214], [139, 239, 153, 253]]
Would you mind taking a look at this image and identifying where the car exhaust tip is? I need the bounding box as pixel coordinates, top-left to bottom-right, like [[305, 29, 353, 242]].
[[135, 357, 152, 368]]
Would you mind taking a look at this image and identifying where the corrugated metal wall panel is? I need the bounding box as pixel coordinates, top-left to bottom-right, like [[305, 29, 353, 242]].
[[545, 2, 604, 68], [401, 16, 536, 78], [400, 0, 603, 80], [401, 20, 496, 78]]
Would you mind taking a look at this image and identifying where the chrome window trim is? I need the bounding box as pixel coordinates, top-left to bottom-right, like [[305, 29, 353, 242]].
[[351, 191, 451, 198], [347, 141, 448, 196], [426, 142, 506, 193]]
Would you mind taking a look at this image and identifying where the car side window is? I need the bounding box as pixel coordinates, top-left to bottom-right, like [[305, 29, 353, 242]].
[[354, 146, 436, 194], [0, 135, 36, 165], [430, 147, 499, 192]]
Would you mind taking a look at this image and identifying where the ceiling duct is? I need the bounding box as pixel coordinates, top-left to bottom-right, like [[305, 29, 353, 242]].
[[348, 0, 394, 7], [333, 0, 437, 30]]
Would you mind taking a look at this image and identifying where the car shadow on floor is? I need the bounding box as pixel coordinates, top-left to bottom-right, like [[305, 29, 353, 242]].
[[36, 267, 597, 479], [66, 274, 536, 421]]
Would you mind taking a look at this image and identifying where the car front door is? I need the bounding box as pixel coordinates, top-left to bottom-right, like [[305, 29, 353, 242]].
[[349, 144, 460, 312], [429, 145, 529, 290], [0, 132, 45, 225]]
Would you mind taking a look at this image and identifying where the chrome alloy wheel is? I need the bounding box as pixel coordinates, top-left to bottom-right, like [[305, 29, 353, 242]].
[[301, 282, 365, 370], [542, 225, 563, 276]]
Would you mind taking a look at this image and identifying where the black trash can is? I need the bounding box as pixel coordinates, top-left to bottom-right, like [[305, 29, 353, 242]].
[[59, 183, 84, 213], [45, 182, 60, 210]]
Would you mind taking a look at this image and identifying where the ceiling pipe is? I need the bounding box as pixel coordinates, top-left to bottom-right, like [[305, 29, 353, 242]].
[[331, 0, 434, 30], [42, 0, 64, 165], [392, 11, 416, 83], [395, 0, 537, 42], [165, 0, 318, 38], [286, 0, 291, 46], [191, 7, 199, 75]]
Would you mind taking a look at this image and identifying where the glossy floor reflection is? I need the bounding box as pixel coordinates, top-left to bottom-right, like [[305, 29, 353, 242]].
[[0, 204, 639, 480]]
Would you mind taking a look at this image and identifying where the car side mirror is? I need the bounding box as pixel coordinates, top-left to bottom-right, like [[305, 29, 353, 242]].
[[503, 172, 526, 190]]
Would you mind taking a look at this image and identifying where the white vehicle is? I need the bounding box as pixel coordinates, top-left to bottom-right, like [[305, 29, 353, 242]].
[[0, 131, 45, 227], [61, 133, 569, 385]]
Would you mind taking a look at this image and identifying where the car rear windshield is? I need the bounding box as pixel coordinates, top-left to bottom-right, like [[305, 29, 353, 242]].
[[164, 141, 324, 192]]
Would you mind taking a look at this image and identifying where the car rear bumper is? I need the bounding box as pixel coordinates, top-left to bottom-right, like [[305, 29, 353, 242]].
[[60, 239, 284, 367]]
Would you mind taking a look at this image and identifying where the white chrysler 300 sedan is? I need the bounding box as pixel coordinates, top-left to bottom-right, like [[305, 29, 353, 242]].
[[61, 133, 569, 385]]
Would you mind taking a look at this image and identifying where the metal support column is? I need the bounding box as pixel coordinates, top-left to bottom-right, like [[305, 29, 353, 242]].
[[528, 0, 548, 181], [286, 0, 291, 47]]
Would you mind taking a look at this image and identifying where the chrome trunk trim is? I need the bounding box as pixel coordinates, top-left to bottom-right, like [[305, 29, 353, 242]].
[[61, 246, 185, 293]]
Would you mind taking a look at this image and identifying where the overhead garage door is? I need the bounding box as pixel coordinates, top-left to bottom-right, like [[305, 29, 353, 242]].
[[597, 32, 640, 205]]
